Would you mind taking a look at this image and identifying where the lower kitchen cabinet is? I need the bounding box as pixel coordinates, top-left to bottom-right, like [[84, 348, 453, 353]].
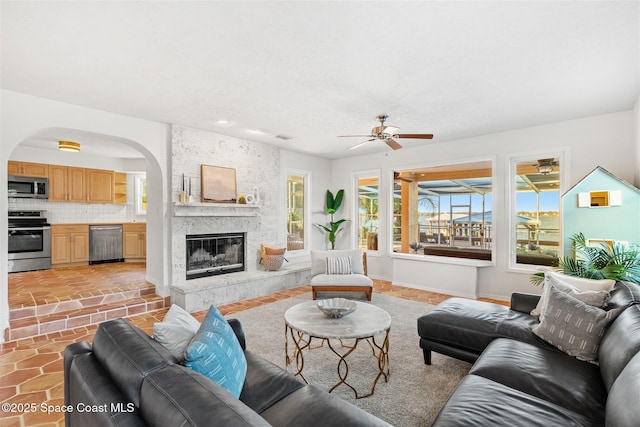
[[51, 224, 90, 265], [123, 223, 146, 260]]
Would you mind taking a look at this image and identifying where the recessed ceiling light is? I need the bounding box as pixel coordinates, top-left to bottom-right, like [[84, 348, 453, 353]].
[[248, 129, 265, 134], [215, 119, 231, 125]]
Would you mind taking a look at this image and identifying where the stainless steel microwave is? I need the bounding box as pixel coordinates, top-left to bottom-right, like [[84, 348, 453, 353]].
[[8, 175, 49, 199]]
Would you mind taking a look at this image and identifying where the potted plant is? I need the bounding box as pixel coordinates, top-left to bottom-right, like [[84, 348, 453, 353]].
[[316, 189, 348, 250], [530, 232, 640, 285]]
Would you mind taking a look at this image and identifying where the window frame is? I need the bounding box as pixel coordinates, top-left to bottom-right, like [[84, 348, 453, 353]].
[[134, 174, 147, 216], [388, 158, 495, 263], [353, 169, 381, 254], [508, 150, 568, 272], [285, 169, 311, 252]]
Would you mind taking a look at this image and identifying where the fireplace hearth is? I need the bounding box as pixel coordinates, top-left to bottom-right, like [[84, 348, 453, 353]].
[[186, 233, 245, 280]]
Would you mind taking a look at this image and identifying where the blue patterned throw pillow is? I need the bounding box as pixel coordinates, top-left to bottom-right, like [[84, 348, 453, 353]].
[[184, 305, 247, 397]]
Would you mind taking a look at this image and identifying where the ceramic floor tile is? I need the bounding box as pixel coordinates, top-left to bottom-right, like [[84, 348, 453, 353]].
[[1, 262, 509, 426]]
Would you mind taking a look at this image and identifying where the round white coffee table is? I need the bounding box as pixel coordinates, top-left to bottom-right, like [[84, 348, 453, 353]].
[[284, 300, 391, 399]]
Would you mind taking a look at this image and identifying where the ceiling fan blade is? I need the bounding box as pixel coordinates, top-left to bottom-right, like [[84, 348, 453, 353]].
[[393, 172, 413, 183], [385, 138, 402, 150], [394, 133, 434, 139], [338, 134, 375, 138], [348, 138, 376, 150]]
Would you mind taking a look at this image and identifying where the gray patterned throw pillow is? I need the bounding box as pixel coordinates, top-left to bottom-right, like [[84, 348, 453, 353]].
[[533, 286, 622, 362]]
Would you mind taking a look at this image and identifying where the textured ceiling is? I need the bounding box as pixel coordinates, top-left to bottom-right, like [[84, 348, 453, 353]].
[[1, 1, 638, 160]]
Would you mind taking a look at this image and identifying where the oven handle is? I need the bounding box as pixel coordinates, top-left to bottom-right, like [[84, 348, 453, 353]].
[[9, 227, 51, 232]]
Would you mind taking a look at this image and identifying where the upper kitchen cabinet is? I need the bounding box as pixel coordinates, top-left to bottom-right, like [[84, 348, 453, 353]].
[[8, 161, 49, 178], [86, 168, 115, 203], [49, 165, 86, 202], [114, 172, 127, 204]]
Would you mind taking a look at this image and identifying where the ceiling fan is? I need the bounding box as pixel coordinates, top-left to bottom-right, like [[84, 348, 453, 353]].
[[394, 171, 413, 183], [534, 158, 559, 175], [339, 115, 433, 151]]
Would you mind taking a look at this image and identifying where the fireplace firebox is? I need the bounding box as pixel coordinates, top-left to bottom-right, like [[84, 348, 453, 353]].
[[186, 233, 245, 280]]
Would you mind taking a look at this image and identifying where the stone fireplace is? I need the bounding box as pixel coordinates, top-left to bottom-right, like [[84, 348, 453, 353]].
[[169, 124, 311, 312], [186, 232, 245, 280]]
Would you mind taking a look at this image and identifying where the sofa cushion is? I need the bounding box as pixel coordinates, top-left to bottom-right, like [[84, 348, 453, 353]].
[[598, 303, 640, 391], [606, 280, 640, 310], [606, 352, 640, 427], [469, 338, 606, 423], [533, 286, 621, 361], [311, 250, 364, 275], [92, 318, 176, 407], [140, 364, 271, 427], [531, 272, 615, 317], [417, 298, 510, 354], [153, 304, 200, 361], [185, 305, 247, 398], [67, 352, 146, 427], [433, 375, 603, 427], [310, 273, 373, 287], [239, 351, 305, 414], [260, 384, 392, 427]]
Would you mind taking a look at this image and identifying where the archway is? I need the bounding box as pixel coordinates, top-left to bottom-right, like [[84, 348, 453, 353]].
[[2, 125, 169, 341]]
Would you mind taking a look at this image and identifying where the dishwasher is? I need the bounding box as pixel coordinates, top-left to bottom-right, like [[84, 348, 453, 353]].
[[89, 225, 124, 264]]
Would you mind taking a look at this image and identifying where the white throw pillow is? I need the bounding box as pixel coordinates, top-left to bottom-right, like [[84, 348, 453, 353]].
[[153, 304, 201, 361], [326, 256, 352, 274], [530, 271, 615, 318]]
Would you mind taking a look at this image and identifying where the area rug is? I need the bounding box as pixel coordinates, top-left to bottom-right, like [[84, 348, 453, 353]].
[[229, 293, 471, 426]]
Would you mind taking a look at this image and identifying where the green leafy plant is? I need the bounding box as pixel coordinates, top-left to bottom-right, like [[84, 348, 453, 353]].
[[316, 189, 347, 249], [530, 232, 640, 286]]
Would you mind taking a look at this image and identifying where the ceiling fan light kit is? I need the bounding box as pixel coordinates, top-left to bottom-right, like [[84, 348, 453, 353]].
[[536, 158, 559, 175], [340, 115, 433, 151]]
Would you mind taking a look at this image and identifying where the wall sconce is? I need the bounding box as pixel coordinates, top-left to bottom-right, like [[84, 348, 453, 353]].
[[58, 141, 80, 152]]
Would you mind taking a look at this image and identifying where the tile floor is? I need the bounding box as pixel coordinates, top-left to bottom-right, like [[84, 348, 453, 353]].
[[1, 263, 507, 426]]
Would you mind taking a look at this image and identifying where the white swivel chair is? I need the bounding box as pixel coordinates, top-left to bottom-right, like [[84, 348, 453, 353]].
[[310, 249, 373, 301]]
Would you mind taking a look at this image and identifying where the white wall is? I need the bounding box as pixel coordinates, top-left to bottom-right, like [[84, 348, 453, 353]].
[[330, 110, 636, 300], [0, 90, 170, 338]]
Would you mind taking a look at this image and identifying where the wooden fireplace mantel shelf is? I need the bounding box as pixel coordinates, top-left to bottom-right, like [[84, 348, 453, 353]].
[[173, 202, 260, 217]]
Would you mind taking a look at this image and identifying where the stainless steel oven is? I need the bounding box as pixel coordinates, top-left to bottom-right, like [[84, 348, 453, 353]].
[[8, 210, 51, 273]]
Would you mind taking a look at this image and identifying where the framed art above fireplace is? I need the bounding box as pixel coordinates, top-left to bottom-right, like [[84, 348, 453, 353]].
[[201, 164, 237, 203]]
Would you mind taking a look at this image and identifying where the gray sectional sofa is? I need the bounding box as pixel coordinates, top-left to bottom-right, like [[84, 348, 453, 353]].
[[64, 317, 391, 427], [418, 280, 640, 426]]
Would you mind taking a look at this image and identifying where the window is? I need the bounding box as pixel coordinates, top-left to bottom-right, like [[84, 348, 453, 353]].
[[512, 156, 561, 267], [356, 173, 379, 251], [392, 160, 493, 260], [286, 173, 307, 251], [135, 175, 147, 215]]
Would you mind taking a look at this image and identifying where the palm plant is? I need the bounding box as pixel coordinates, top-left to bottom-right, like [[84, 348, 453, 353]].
[[530, 232, 640, 285], [316, 189, 347, 250]]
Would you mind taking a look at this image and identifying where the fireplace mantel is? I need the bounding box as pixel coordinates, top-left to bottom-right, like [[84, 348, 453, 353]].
[[173, 203, 260, 217]]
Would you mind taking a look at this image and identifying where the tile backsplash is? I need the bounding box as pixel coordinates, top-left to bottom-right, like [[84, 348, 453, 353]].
[[8, 198, 143, 224]]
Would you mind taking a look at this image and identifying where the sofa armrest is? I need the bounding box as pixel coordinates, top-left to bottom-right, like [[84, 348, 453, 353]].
[[510, 292, 541, 314], [228, 318, 246, 351], [64, 341, 92, 426]]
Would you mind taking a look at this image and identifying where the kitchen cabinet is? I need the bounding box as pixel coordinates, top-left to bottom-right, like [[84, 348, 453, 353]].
[[86, 169, 115, 203], [49, 165, 86, 202], [51, 224, 90, 265], [8, 161, 49, 178], [123, 223, 146, 260], [114, 172, 127, 204]]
